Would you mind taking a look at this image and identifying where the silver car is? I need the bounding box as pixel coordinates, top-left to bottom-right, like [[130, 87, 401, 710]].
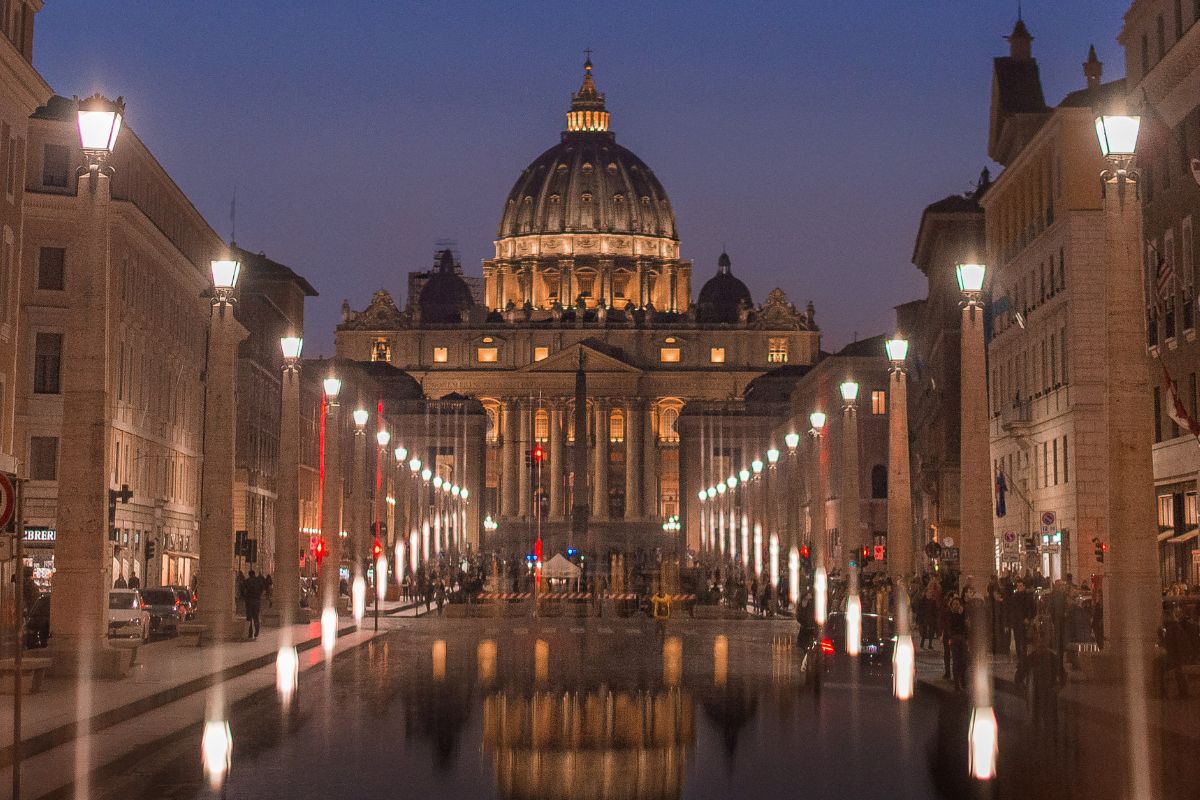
[[108, 589, 150, 642]]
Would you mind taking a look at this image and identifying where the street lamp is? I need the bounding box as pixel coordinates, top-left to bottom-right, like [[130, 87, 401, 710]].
[[394, 446, 407, 462], [210, 258, 241, 310], [840, 380, 863, 601], [376, 429, 391, 448], [956, 263, 986, 305], [957, 261, 992, 586], [1093, 108, 1160, 785], [739, 468, 750, 483], [839, 380, 860, 405], [76, 93, 124, 167], [784, 432, 800, 453], [885, 336, 913, 581], [271, 335, 303, 627], [885, 337, 909, 365], [726, 475, 738, 489], [707, 486, 716, 499], [809, 411, 827, 433], [353, 408, 369, 431], [808, 408, 828, 622], [409, 457, 421, 473], [751, 459, 763, 475], [323, 377, 342, 407], [766, 448, 780, 466]]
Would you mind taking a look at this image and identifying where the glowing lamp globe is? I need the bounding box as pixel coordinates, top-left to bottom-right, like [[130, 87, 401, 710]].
[[698, 489, 707, 502], [707, 486, 717, 499], [1095, 114, 1140, 158], [751, 459, 764, 474], [322, 377, 341, 401], [840, 381, 860, 402], [955, 263, 986, 295], [784, 432, 801, 450], [739, 468, 750, 482], [280, 336, 304, 360], [352, 408, 369, 429], [766, 448, 780, 464], [210, 259, 241, 292], [76, 93, 124, 156], [376, 429, 391, 447], [394, 446, 407, 462], [716, 483, 727, 495], [885, 337, 909, 363], [409, 458, 421, 473], [726, 475, 738, 489], [810, 411, 827, 431]]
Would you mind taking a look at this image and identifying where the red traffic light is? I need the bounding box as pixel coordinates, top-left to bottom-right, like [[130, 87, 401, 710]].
[[800, 545, 810, 560], [314, 538, 327, 564], [372, 538, 384, 560], [533, 444, 544, 463]]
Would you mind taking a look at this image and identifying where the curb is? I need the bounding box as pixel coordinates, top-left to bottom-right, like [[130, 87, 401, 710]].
[[0, 623, 362, 770]]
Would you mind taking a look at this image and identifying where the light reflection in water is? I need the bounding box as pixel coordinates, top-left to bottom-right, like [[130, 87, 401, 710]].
[[663, 636, 682, 686], [713, 635, 728, 687], [478, 639, 497, 683], [534, 639, 549, 684], [433, 639, 447, 682]]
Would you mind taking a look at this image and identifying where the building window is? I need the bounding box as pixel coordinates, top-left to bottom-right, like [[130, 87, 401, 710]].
[[659, 347, 680, 363], [42, 144, 69, 188], [34, 332, 62, 394], [534, 408, 549, 443], [659, 406, 680, 442], [871, 390, 886, 415], [432, 346, 448, 363], [477, 347, 498, 363], [37, 247, 65, 290], [533, 346, 549, 362], [767, 337, 788, 364], [609, 408, 625, 442], [1053, 439, 1059, 485], [371, 338, 391, 363], [1062, 435, 1069, 483], [30, 436, 58, 480], [1159, 494, 1175, 528], [709, 347, 725, 364]]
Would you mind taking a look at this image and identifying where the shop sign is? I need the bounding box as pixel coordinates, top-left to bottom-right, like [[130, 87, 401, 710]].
[[23, 527, 55, 547]]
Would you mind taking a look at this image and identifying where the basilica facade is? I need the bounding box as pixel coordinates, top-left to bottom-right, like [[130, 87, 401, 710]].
[[336, 61, 819, 553]]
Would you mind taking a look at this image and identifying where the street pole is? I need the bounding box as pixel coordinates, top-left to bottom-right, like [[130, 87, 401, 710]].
[[886, 338, 914, 580], [839, 382, 862, 585], [957, 264, 994, 589], [272, 338, 302, 627], [197, 258, 247, 642], [1094, 113, 1160, 797], [320, 377, 343, 612]]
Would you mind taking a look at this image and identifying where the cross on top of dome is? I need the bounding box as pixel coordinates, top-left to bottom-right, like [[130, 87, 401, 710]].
[[567, 55, 609, 133]]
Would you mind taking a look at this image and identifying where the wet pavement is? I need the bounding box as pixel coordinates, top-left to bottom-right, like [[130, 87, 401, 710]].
[[74, 617, 1197, 800]]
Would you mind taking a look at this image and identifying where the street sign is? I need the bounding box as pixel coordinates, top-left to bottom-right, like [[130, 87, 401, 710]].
[[1001, 531, 1019, 553], [0, 471, 15, 532], [873, 544, 885, 561]]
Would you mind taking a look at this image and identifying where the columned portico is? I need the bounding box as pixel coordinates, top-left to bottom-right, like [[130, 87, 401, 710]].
[[643, 405, 659, 520], [518, 398, 531, 518], [502, 398, 518, 517], [593, 399, 610, 520], [625, 398, 644, 519], [549, 403, 565, 520]]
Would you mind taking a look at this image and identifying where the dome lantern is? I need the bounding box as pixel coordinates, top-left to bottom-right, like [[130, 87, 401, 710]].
[[566, 57, 609, 133]]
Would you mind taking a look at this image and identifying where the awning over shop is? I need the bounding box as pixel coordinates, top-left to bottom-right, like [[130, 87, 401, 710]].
[[1158, 530, 1176, 542], [1167, 529, 1199, 544]]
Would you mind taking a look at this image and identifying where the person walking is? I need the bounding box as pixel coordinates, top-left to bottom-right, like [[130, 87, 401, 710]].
[[947, 594, 969, 692], [1008, 579, 1034, 681], [1025, 633, 1061, 736], [243, 569, 265, 640]]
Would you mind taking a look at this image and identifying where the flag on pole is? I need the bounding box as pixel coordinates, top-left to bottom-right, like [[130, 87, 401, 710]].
[[1162, 364, 1200, 439], [995, 471, 1007, 518], [1156, 253, 1175, 304]]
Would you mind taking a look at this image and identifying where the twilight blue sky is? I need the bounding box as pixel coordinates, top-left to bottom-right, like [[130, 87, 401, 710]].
[[35, 1, 1123, 355]]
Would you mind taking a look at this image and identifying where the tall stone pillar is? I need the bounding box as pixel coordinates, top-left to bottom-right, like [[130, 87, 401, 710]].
[[840, 395, 862, 570], [518, 400, 531, 518], [593, 399, 610, 520], [959, 302, 994, 587], [810, 430, 828, 571], [560, 257, 575, 307], [634, 258, 646, 307], [549, 403, 565, 520], [320, 398, 343, 608], [625, 399, 643, 519], [271, 359, 302, 625], [350, 425, 368, 568], [501, 399, 518, 518], [48, 168, 126, 674], [643, 404, 659, 519], [465, 413, 485, 549], [887, 362, 914, 578], [195, 293, 248, 639], [1101, 169, 1161, 727]]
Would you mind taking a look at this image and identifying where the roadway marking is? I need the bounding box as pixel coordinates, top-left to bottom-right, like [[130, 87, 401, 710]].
[[570, 627, 584, 634], [598, 627, 614, 634]]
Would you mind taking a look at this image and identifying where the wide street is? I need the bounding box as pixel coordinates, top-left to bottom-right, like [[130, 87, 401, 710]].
[[32, 614, 1186, 800]]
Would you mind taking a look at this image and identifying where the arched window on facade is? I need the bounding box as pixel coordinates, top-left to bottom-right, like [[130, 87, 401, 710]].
[[659, 405, 680, 443], [535, 408, 550, 443], [871, 464, 888, 499], [609, 408, 625, 443], [371, 338, 391, 363]]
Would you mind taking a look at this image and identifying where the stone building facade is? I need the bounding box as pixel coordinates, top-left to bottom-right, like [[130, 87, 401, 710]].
[[336, 62, 820, 556], [982, 22, 1119, 582], [1121, 0, 1200, 586]]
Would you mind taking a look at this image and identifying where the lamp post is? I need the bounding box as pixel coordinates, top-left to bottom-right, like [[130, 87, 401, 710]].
[[809, 411, 828, 624], [1094, 112, 1160, 795], [271, 336, 303, 627], [194, 253, 247, 641], [839, 381, 862, 575], [351, 408, 369, 573], [49, 94, 126, 675], [956, 263, 993, 588], [783, 432, 801, 559], [885, 337, 913, 580], [320, 375, 343, 611]]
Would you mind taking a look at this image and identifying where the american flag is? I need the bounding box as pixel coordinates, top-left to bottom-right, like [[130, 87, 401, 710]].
[[1156, 253, 1175, 303]]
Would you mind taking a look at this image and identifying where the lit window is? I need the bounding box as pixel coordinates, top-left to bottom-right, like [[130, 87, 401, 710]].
[[871, 390, 886, 415], [1187, 492, 1198, 527], [535, 408, 550, 442], [371, 338, 391, 363], [477, 347, 498, 363], [710, 347, 725, 363], [433, 346, 448, 363], [659, 407, 680, 442], [768, 337, 788, 364], [609, 409, 625, 442], [534, 346, 549, 361], [660, 347, 681, 363], [1158, 494, 1175, 528]]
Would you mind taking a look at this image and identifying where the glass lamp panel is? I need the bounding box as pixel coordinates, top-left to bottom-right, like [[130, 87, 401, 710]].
[[955, 263, 986, 293], [210, 259, 241, 291], [884, 338, 909, 362]]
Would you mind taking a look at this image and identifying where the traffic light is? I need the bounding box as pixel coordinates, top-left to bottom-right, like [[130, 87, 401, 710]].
[[315, 538, 327, 565], [144, 539, 156, 561], [372, 538, 384, 561], [861, 545, 873, 564], [533, 443, 544, 464], [800, 545, 811, 562], [1093, 537, 1107, 563]]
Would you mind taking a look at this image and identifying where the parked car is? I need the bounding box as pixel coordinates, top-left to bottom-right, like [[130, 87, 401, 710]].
[[139, 588, 183, 638], [25, 593, 50, 648], [108, 589, 150, 642], [166, 585, 197, 619]]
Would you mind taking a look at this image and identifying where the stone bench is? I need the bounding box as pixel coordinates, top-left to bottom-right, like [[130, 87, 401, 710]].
[[176, 623, 209, 647], [0, 657, 53, 694]]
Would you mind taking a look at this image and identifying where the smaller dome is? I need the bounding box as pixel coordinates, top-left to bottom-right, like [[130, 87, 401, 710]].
[[419, 249, 474, 323], [697, 252, 752, 323]]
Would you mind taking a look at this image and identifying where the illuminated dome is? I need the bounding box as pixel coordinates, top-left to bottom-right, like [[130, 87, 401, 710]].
[[497, 60, 677, 243]]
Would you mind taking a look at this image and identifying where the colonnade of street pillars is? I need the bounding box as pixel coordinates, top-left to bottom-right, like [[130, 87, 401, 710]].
[[314, 388, 475, 610]]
